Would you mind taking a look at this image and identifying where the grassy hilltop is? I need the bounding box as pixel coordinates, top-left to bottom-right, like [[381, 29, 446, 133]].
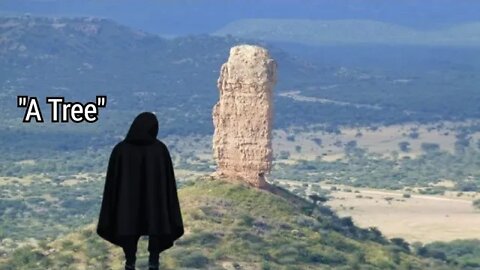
[[0, 177, 447, 270]]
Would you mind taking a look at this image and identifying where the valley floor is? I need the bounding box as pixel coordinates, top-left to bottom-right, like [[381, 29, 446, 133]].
[[277, 179, 480, 243]]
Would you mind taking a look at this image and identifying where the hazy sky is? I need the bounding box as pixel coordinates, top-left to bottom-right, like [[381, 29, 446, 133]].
[[1, 0, 479, 35]]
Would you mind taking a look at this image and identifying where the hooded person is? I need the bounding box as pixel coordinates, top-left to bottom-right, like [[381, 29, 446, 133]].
[[96, 112, 184, 270]]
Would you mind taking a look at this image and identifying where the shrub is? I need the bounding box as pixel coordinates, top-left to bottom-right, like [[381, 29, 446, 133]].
[[10, 246, 46, 267], [56, 253, 76, 267], [61, 240, 74, 249], [390, 238, 410, 252], [278, 151, 290, 159], [179, 250, 209, 268], [238, 214, 255, 226], [398, 141, 411, 152], [421, 142, 440, 152], [473, 199, 480, 210], [456, 182, 478, 192], [312, 138, 322, 146], [179, 232, 222, 247], [409, 131, 419, 139]]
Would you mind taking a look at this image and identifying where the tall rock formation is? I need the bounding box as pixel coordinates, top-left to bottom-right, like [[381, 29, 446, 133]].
[[212, 45, 277, 188]]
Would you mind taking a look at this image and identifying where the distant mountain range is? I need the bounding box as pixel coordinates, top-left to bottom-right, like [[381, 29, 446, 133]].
[[1, 15, 479, 143], [214, 19, 480, 46], [0, 16, 305, 136]]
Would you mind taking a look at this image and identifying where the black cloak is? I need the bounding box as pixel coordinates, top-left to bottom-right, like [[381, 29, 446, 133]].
[[96, 112, 184, 252]]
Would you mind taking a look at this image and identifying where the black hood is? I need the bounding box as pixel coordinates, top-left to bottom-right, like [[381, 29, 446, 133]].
[[124, 112, 158, 145]]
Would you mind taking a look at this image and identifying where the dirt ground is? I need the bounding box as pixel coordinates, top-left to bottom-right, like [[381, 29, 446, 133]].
[[327, 188, 480, 243], [278, 179, 480, 243]]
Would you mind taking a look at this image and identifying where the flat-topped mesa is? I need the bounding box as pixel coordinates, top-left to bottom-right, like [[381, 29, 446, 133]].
[[212, 44, 277, 188]]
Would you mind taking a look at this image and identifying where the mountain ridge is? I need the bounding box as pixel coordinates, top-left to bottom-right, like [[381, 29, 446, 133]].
[[214, 19, 480, 46]]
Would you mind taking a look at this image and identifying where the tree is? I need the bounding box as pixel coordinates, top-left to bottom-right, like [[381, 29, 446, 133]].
[[295, 145, 302, 153], [345, 140, 357, 153], [391, 237, 410, 252], [421, 142, 440, 153], [473, 199, 480, 210], [408, 130, 419, 139], [398, 141, 410, 152], [309, 194, 328, 204], [278, 151, 290, 160], [312, 138, 322, 146], [456, 182, 478, 192]]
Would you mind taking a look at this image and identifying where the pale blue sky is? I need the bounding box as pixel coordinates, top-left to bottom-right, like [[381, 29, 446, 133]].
[[1, 0, 479, 35]]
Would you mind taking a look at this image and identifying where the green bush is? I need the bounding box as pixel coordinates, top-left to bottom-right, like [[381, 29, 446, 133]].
[[10, 246, 47, 268], [178, 250, 209, 268], [179, 232, 222, 247], [473, 199, 480, 210]]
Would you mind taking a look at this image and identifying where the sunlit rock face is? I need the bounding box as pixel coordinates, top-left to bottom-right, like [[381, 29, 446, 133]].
[[212, 44, 277, 188]]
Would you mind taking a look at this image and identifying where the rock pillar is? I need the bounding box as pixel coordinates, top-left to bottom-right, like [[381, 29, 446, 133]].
[[212, 44, 277, 188]]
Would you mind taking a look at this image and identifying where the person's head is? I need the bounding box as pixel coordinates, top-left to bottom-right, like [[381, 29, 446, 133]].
[[124, 112, 158, 145]]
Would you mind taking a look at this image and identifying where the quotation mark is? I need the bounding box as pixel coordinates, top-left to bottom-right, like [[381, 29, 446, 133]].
[[17, 96, 28, 107], [96, 96, 107, 107]]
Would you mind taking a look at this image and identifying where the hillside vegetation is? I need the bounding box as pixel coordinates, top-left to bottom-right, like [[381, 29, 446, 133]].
[[0, 177, 447, 270]]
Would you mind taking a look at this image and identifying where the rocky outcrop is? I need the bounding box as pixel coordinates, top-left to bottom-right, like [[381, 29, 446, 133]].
[[212, 45, 277, 188]]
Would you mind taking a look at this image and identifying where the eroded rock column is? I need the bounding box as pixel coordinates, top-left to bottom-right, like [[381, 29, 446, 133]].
[[212, 45, 277, 188]]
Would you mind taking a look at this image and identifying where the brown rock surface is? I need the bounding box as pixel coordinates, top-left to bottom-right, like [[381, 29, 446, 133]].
[[212, 44, 277, 188]]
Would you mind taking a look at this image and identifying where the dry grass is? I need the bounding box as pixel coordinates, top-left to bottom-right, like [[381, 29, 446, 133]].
[[327, 186, 480, 243], [277, 179, 480, 243]]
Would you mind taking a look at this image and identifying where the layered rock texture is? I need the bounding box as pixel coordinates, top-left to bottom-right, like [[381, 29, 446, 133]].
[[212, 45, 277, 188]]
